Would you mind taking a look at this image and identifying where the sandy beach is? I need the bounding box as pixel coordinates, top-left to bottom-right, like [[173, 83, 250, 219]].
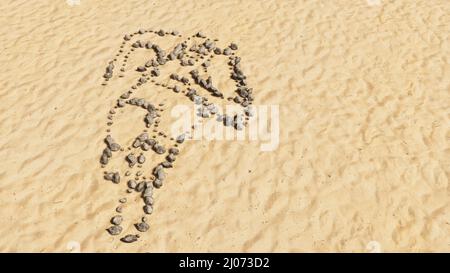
[[0, 0, 449, 252]]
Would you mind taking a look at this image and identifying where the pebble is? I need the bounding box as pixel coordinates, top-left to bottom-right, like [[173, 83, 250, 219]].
[[153, 144, 166, 154], [223, 47, 232, 55], [119, 198, 127, 203], [121, 234, 139, 243], [196, 31, 206, 38], [168, 147, 179, 155], [145, 138, 156, 147], [153, 179, 163, 189], [136, 181, 146, 192], [126, 153, 137, 167], [137, 153, 146, 164], [137, 132, 149, 141], [166, 154, 176, 163], [132, 139, 142, 148], [135, 222, 150, 232], [230, 43, 238, 50], [107, 225, 122, 235], [143, 196, 154, 206], [116, 206, 123, 213], [161, 161, 173, 168], [127, 179, 137, 189], [111, 215, 123, 225], [143, 205, 153, 214], [137, 66, 146, 72], [105, 135, 121, 151], [142, 187, 153, 197], [176, 134, 185, 144]]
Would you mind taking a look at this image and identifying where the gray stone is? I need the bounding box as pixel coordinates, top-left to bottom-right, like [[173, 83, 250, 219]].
[[161, 161, 173, 168], [135, 222, 150, 232], [135, 181, 146, 192], [153, 144, 166, 154], [126, 153, 137, 167], [137, 153, 145, 164], [107, 225, 122, 235], [111, 215, 123, 225], [230, 43, 238, 50], [223, 47, 232, 55], [127, 179, 137, 189], [153, 179, 163, 188], [176, 134, 185, 144], [166, 154, 176, 163], [121, 234, 139, 243], [132, 139, 142, 148], [143, 205, 153, 214], [143, 196, 154, 206], [141, 142, 150, 151], [137, 66, 146, 72], [142, 187, 153, 197]]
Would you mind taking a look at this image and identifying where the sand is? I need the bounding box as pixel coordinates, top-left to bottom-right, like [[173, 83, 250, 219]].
[[0, 0, 449, 252]]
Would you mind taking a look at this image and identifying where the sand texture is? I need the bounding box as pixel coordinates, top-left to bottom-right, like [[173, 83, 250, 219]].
[[0, 0, 449, 252]]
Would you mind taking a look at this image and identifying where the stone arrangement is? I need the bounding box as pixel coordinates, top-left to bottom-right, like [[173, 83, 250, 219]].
[[100, 28, 254, 243]]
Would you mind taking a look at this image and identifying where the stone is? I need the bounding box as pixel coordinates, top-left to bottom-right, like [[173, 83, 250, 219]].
[[136, 181, 146, 192], [143, 196, 154, 206], [100, 154, 109, 165], [116, 206, 123, 213], [153, 144, 166, 154], [111, 215, 123, 225], [126, 153, 137, 167], [168, 147, 179, 155], [161, 161, 173, 168], [142, 187, 153, 197], [196, 31, 206, 38], [137, 66, 146, 72], [105, 135, 120, 151], [132, 139, 142, 148], [127, 179, 137, 189], [137, 153, 146, 164], [137, 133, 149, 141], [107, 225, 122, 235], [166, 154, 176, 163], [223, 47, 232, 55], [155, 168, 165, 181], [230, 43, 238, 50], [135, 222, 150, 232], [176, 134, 185, 144], [105, 172, 120, 183], [145, 139, 156, 147], [141, 142, 150, 151], [117, 99, 125, 108], [143, 205, 153, 214], [153, 179, 163, 188], [121, 234, 139, 243]]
